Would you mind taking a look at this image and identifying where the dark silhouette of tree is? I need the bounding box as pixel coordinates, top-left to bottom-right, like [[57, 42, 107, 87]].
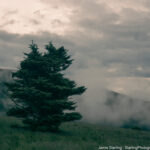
[[6, 41, 86, 131]]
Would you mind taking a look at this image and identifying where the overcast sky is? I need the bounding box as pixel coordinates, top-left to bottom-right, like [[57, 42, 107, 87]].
[[1, 0, 150, 98]]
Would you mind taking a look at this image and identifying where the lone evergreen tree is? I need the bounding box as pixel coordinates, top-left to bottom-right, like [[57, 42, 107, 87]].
[[6, 42, 86, 131]]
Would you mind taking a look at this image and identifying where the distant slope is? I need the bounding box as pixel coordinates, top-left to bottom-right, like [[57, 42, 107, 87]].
[[105, 90, 150, 110], [0, 68, 13, 113], [105, 91, 150, 130], [0, 68, 12, 82]]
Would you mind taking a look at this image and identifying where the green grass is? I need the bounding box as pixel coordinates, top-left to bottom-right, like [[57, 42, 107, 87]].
[[1, 116, 150, 150]]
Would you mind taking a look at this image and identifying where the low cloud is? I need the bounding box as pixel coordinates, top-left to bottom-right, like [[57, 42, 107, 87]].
[[1, 0, 150, 128]]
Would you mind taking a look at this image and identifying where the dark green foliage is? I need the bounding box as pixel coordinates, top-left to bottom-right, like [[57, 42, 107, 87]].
[[6, 42, 86, 131]]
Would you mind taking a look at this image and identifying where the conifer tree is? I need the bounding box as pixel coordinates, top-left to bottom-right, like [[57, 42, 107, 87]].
[[6, 42, 86, 131]]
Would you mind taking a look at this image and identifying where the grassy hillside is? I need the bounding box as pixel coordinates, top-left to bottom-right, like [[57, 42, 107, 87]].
[[1, 116, 150, 150]]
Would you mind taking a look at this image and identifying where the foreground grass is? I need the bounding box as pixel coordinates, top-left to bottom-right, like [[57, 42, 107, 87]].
[[1, 116, 150, 150]]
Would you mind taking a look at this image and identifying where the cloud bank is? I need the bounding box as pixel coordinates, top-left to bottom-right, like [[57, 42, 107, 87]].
[[1, 0, 150, 126]]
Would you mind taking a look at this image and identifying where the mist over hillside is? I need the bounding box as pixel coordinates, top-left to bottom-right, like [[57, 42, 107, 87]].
[[77, 89, 150, 130], [0, 68, 12, 82], [0, 68, 150, 129], [0, 68, 13, 113]]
